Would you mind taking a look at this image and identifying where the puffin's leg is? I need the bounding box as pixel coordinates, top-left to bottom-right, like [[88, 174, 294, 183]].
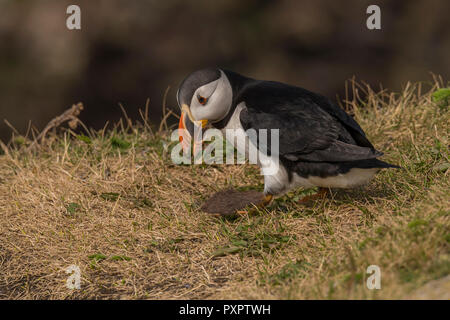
[[236, 194, 273, 215], [261, 194, 273, 206], [298, 187, 329, 204]]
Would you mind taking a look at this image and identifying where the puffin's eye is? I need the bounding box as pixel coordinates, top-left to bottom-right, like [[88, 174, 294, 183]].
[[197, 95, 207, 105]]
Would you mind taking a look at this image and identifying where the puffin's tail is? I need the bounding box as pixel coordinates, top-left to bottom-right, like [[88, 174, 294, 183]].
[[350, 158, 401, 169]]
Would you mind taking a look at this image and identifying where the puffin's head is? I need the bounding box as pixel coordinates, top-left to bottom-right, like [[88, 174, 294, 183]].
[[177, 68, 233, 150]]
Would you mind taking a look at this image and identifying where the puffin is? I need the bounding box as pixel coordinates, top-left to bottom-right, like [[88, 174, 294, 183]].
[[177, 68, 399, 205]]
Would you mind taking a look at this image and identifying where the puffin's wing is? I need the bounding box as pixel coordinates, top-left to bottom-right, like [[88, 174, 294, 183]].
[[238, 81, 381, 162], [303, 89, 374, 148]]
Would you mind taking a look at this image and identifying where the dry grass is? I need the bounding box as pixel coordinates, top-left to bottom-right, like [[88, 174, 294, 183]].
[[0, 78, 448, 299]]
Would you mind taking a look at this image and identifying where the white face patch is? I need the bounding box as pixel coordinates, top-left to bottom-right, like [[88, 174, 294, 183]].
[[190, 70, 233, 123], [196, 79, 219, 99]]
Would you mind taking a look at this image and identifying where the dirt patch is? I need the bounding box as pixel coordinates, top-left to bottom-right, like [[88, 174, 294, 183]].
[[201, 189, 264, 216]]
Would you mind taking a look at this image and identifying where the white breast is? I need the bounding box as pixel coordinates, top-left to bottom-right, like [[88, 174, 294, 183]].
[[221, 103, 288, 195], [221, 102, 249, 158]]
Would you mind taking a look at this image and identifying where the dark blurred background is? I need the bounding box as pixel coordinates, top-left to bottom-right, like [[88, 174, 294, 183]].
[[0, 0, 449, 141]]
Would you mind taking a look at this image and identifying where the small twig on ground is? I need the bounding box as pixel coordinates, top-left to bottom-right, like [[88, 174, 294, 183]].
[[139, 98, 155, 137], [28, 102, 84, 149], [0, 139, 9, 156], [4, 119, 20, 136], [158, 86, 171, 133], [118, 102, 133, 131]]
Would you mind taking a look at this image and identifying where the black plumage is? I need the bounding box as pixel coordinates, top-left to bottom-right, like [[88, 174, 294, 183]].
[[216, 70, 399, 181], [177, 68, 399, 197]]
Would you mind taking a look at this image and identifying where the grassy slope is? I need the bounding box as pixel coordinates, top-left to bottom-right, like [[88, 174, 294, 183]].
[[0, 79, 448, 299]]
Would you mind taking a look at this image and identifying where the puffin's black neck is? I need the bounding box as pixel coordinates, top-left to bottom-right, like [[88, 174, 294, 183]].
[[212, 70, 254, 129]]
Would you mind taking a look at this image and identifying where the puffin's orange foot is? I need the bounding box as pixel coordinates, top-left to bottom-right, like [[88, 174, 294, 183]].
[[298, 187, 329, 204], [236, 194, 273, 215], [260, 194, 273, 207]]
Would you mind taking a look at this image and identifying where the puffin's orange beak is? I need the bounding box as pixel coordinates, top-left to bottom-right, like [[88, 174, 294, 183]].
[[178, 110, 206, 156], [178, 112, 191, 153]]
